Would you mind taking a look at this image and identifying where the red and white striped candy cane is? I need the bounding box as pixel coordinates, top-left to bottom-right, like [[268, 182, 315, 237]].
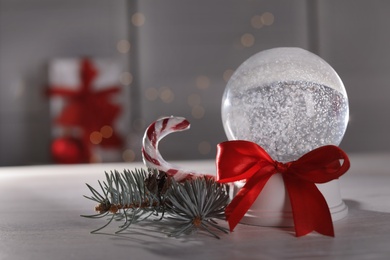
[[142, 116, 213, 181]]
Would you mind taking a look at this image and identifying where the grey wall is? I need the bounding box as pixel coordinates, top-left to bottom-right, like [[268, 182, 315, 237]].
[[0, 0, 389, 166]]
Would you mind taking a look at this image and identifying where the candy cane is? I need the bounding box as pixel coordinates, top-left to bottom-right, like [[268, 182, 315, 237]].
[[142, 116, 213, 181]]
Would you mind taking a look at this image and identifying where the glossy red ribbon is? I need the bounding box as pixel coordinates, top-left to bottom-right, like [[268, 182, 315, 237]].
[[216, 140, 350, 237]]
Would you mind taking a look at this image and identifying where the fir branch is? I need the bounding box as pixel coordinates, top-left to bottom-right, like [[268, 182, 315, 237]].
[[81, 168, 162, 233], [81, 168, 230, 238]]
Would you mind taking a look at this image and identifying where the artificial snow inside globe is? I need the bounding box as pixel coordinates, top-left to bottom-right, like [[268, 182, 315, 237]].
[[222, 47, 349, 227]]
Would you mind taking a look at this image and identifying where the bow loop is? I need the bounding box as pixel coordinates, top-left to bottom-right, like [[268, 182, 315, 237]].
[[216, 140, 274, 183], [288, 145, 350, 183]]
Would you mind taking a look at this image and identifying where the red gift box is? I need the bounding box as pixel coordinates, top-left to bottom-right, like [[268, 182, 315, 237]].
[[48, 58, 124, 163]]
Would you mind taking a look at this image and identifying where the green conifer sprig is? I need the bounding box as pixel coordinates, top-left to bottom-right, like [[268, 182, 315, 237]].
[[81, 168, 230, 238], [166, 177, 230, 238]]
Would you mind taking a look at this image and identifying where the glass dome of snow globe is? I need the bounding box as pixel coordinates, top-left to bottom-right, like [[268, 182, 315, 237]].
[[222, 47, 349, 162]]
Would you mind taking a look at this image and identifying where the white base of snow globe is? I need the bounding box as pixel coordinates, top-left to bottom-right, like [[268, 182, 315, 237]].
[[233, 173, 348, 227]]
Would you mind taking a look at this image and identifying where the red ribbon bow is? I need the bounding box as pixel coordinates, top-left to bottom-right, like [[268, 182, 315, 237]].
[[216, 140, 350, 237]]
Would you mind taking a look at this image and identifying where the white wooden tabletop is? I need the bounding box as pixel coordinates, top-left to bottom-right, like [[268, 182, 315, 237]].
[[0, 155, 389, 260]]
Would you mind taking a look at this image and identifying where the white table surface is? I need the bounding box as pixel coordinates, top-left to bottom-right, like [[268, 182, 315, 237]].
[[1, 154, 390, 260]]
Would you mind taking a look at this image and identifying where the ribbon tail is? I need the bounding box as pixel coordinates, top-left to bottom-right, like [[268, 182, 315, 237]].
[[226, 172, 274, 232], [283, 176, 334, 237]]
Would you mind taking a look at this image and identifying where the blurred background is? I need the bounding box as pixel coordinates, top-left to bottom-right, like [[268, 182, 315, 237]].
[[0, 0, 389, 166]]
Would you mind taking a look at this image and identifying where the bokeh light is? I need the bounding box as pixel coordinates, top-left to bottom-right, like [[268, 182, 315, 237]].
[[196, 75, 210, 90], [261, 12, 274, 26], [122, 149, 136, 162], [145, 87, 159, 101], [159, 87, 175, 103], [117, 40, 131, 53], [251, 15, 263, 29], [100, 125, 113, 138], [241, 33, 255, 47], [192, 105, 205, 119], [132, 12, 145, 27], [90, 131, 103, 145], [119, 72, 133, 86]]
